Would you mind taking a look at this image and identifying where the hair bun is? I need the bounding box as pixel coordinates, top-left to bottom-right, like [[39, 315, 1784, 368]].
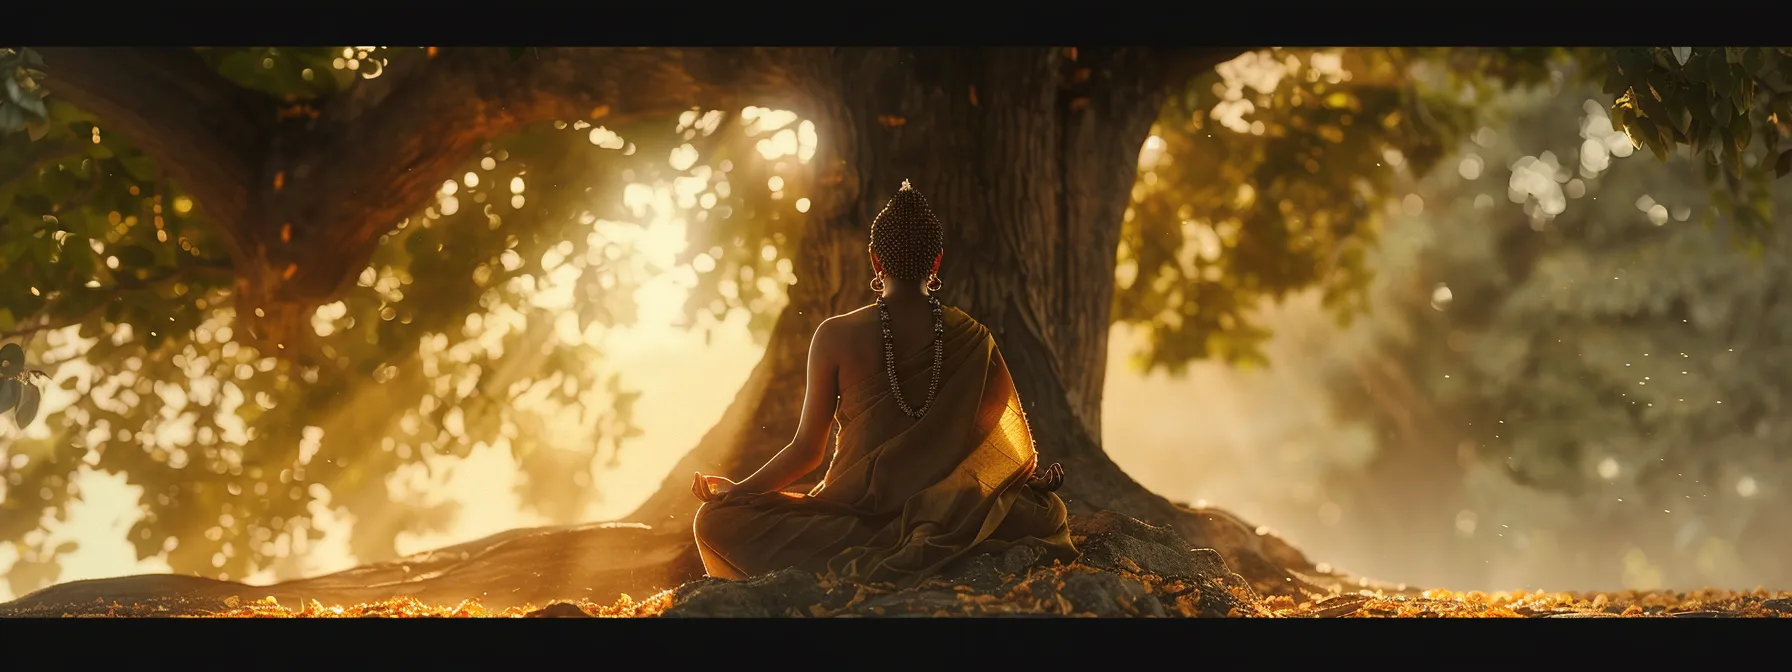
[[869, 179, 946, 283]]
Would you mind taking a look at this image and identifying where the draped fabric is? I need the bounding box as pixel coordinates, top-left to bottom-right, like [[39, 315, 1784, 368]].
[[692, 307, 1077, 586]]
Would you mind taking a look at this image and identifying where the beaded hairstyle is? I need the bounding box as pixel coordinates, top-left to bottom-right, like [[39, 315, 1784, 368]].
[[868, 179, 945, 283]]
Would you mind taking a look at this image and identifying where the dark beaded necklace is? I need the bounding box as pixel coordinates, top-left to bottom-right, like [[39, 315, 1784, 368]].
[[876, 295, 945, 419]]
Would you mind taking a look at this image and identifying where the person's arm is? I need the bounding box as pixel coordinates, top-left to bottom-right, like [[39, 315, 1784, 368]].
[[722, 319, 842, 495]]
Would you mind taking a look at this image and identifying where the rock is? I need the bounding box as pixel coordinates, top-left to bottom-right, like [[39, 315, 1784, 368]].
[[526, 602, 592, 618], [940, 544, 1048, 593], [1071, 510, 1189, 549], [1761, 598, 1792, 613], [999, 545, 1043, 576], [940, 554, 1006, 592], [660, 568, 831, 618], [1070, 511, 1251, 592], [1052, 571, 1163, 617]]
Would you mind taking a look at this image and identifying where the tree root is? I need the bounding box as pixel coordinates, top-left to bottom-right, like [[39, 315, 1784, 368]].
[[1163, 502, 1415, 599]]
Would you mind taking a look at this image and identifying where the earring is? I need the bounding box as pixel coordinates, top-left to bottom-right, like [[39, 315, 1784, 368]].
[[869, 275, 886, 292], [926, 274, 943, 292]]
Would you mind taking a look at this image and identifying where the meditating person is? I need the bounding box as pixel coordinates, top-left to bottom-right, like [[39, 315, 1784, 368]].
[[690, 179, 1076, 586]]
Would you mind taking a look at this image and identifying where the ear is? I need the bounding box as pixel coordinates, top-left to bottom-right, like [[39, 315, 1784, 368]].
[[931, 252, 943, 274], [870, 252, 885, 275]]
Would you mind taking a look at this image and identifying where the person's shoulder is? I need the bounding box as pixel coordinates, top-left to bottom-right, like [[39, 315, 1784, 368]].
[[820, 305, 879, 332], [940, 304, 986, 331], [813, 306, 877, 346]]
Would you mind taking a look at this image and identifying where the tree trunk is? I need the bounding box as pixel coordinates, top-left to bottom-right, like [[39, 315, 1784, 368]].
[[626, 48, 1330, 596]]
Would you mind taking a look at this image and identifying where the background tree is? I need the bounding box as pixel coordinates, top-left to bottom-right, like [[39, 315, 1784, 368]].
[[2, 46, 1789, 604], [1315, 80, 1792, 590]]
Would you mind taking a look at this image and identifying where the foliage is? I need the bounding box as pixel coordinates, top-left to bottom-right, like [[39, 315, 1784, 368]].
[[0, 48, 49, 135], [0, 342, 48, 427], [1114, 48, 1550, 371], [1114, 46, 1792, 376], [1596, 47, 1792, 233], [0, 46, 818, 595], [1324, 83, 1792, 587]]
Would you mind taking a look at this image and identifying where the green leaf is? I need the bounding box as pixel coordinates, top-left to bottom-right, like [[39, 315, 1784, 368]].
[[1730, 112, 1751, 152], [1706, 49, 1732, 95], [1641, 125, 1669, 161], [1732, 68, 1755, 115], [1634, 84, 1672, 127], [18, 48, 44, 69], [1744, 47, 1766, 74], [1776, 150, 1792, 179], [1672, 47, 1692, 66], [0, 342, 20, 376], [1615, 48, 1652, 78], [0, 104, 22, 132], [0, 379, 19, 414], [15, 383, 41, 427], [1601, 67, 1628, 96], [15, 92, 45, 119], [1684, 85, 1716, 125]]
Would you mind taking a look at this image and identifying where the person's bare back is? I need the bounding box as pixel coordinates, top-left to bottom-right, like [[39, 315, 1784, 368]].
[[823, 298, 942, 405]]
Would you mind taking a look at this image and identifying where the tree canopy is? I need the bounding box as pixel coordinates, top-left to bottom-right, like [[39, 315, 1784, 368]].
[[1, 46, 1790, 596]]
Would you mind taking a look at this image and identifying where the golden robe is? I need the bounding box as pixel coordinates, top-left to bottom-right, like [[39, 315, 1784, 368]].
[[692, 306, 1077, 586]]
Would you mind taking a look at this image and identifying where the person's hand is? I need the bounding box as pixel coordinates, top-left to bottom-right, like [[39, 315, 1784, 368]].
[[692, 472, 738, 502]]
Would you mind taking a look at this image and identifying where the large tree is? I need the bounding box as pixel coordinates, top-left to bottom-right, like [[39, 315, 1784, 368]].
[[2, 46, 1788, 605]]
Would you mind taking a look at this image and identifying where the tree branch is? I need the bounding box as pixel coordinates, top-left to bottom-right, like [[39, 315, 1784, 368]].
[[26, 47, 801, 353], [33, 48, 272, 260], [257, 47, 800, 303]]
